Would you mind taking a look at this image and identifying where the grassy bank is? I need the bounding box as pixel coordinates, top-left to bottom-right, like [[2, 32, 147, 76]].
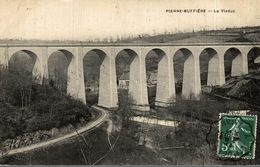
[[0, 68, 91, 145]]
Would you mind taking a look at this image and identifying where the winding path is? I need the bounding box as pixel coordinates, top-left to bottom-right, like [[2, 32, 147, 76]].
[[0, 105, 108, 158]]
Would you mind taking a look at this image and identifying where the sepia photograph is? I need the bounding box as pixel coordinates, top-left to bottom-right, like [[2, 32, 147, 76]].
[[0, 0, 259, 165]]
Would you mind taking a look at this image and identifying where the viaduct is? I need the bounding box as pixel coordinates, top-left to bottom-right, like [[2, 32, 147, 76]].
[[0, 42, 259, 111]]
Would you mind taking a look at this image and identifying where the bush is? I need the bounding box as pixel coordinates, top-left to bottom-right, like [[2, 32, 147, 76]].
[[0, 68, 91, 142], [167, 95, 247, 123], [117, 89, 135, 127]]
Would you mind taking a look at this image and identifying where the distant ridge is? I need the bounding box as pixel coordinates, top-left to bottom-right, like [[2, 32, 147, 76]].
[[0, 26, 259, 44]]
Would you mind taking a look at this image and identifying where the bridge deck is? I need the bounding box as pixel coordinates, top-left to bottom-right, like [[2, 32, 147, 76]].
[[0, 42, 259, 47]]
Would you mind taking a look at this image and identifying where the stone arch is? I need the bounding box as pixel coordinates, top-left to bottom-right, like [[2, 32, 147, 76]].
[[145, 48, 167, 73], [224, 47, 243, 79], [173, 48, 196, 99], [115, 49, 139, 83], [83, 49, 107, 105], [84, 49, 107, 60], [115, 48, 138, 74], [145, 48, 170, 107], [115, 48, 138, 58], [9, 50, 37, 74], [199, 48, 220, 86], [115, 48, 149, 111], [145, 48, 166, 60], [115, 49, 139, 105], [48, 49, 74, 93], [247, 47, 260, 73]]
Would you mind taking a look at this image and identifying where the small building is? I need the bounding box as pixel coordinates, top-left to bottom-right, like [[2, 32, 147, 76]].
[[118, 72, 130, 89], [118, 70, 159, 95], [85, 80, 99, 94], [147, 70, 157, 85]]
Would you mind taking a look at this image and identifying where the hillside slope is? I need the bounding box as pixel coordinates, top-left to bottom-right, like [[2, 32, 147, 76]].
[[210, 71, 260, 106]]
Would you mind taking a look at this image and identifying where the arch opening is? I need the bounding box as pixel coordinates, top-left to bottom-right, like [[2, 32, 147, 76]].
[[224, 48, 242, 80], [199, 48, 218, 86], [115, 49, 138, 107], [173, 48, 193, 98], [9, 50, 37, 75], [48, 50, 73, 93], [247, 47, 260, 73], [7, 51, 38, 108], [145, 49, 166, 107], [83, 49, 106, 105]]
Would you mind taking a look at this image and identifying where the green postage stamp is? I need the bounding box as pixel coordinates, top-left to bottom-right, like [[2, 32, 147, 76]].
[[217, 113, 258, 159]]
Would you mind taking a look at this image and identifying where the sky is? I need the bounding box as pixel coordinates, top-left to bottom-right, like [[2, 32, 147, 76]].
[[0, 0, 259, 41]]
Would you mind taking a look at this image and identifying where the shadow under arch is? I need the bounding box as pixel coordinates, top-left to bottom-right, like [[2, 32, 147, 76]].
[[115, 49, 139, 107], [145, 48, 167, 107], [145, 48, 166, 59], [115, 48, 139, 82], [116, 48, 138, 64], [224, 47, 242, 79], [83, 49, 107, 105], [199, 48, 219, 86], [247, 47, 260, 73], [9, 50, 38, 74], [48, 49, 74, 93], [173, 48, 194, 98]]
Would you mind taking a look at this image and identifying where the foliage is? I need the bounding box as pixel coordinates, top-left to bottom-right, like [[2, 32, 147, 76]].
[[0, 68, 91, 142], [167, 95, 248, 123], [117, 89, 134, 127]]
